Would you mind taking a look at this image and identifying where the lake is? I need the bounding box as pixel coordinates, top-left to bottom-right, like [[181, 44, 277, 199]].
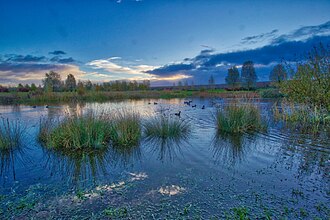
[[0, 98, 329, 219]]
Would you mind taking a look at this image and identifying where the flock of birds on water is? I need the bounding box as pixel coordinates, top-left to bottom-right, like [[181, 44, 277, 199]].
[[148, 100, 205, 117], [29, 100, 205, 118]]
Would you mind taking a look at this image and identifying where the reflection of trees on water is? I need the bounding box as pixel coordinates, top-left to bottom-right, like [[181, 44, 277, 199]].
[[211, 132, 256, 166]]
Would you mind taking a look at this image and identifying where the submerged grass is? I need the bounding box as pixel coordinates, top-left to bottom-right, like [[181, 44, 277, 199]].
[[39, 113, 112, 150], [216, 102, 266, 133], [144, 115, 191, 140], [110, 111, 141, 148]]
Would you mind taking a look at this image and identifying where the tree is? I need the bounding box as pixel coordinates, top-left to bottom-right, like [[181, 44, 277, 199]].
[[77, 81, 86, 95], [208, 74, 215, 88], [280, 44, 330, 110], [225, 66, 240, 89], [43, 71, 62, 92], [85, 80, 93, 91], [270, 64, 287, 85], [241, 61, 257, 90], [65, 74, 76, 91], [30, 83, 37, 92]]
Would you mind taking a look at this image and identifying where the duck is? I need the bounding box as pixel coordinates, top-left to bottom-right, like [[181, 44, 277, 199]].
[[154, 102, 158, 105], [45, 105, 49, 108], [192, 104, 197, 108], [32, 105, 36, 108], [202, 105, 205, 109], [174, 111, 181, 116]]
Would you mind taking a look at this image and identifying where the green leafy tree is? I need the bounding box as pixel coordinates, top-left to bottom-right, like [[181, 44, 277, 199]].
[[30, 83, 37, 92], [270, 64, 287, 85], [77, 81, 86, 95], [85, 80, 93, 91], [43, 71, 62, 92], [241, 61, 257, 90], [65, 74, 76, 91], [281, 44, 330, 110], [225, 66, 240, 89]]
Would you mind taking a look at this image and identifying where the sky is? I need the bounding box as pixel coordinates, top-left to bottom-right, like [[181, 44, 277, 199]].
[[0, 0, 330, 86]]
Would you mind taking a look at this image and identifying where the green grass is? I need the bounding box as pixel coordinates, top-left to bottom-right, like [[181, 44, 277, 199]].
[[216, 102, 265, 133], [0, 90, 262, 104], [144, 115, 191, 140], [273, 100, 330, 134], [39, 113, 112, 150], [110, 111, 141, 148], [0, 118, 25, 150]]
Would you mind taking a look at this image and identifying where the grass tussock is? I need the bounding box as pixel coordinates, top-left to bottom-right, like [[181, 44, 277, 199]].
[[110, 111, 141, 148], [144, 115, 191, 140], [39, 113, 112, 150], [273, 100, 330, 134], [216, 102, 265, 133], [0, 118, 25, 150]]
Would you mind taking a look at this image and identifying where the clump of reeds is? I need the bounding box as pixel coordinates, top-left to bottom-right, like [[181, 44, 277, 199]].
[[110, 111, 141, 148], [0, 118, 25, 150], [144, 115, 191, 140], [216, 102, 265, 133], [273, 100, 330, 134], [39, 113, 113, 150]]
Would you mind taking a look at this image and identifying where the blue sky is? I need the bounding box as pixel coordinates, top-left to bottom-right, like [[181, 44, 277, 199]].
[[0, 0, 330, 86]]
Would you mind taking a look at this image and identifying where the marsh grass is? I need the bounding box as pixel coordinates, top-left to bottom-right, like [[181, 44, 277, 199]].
[[144, 115, 191, 140], [39, 113, 113, 150], [216, 102, 266, 133], [0, 118, 25, 150], [0, 118, 27, 180], [273, 100, 330, 134], [110, 111, 141, 148]]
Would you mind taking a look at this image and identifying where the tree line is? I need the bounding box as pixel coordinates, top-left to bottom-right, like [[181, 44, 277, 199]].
[[0, 71, 151, 93]]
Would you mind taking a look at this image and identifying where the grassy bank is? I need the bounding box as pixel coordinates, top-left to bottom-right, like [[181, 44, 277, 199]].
[[0, 89, 261, 104]]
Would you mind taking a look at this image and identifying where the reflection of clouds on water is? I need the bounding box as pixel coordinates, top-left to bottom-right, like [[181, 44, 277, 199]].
[[158, 185, 186, 196]]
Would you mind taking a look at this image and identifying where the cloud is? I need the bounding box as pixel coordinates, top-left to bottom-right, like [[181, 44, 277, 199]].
[[5, 54, 47, 62], [0, 62, 85, 85], [87, 59, 157, 76], [49, 50, 66, 55], [146, 63, 195, 76], [50, 56, 76, 63], [86, 58, 191, 82], [241, 29, 278, 44], [146, 35, 330, 85], [272, 20, 330, 44], [0, 52, 84, 85]]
